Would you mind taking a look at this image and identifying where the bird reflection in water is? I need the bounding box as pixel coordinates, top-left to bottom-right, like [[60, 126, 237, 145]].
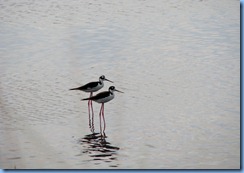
[[78, 133, 120, 167]]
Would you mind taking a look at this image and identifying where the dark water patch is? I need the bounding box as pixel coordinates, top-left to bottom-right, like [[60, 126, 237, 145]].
[[77, 133, 120, 167]]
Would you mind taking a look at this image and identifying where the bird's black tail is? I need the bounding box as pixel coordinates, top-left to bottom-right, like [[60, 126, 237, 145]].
[[81, 98, 91, 101], [69, 87, 79, 90]]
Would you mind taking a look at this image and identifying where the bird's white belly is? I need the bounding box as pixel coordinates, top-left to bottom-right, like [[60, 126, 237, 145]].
[[86, 84, 103, 92], [95, 94, 114, 103]]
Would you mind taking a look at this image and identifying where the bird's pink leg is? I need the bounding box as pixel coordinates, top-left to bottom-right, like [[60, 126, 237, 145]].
[[99, 104, 103, 135], [90, 102, 94, 133], [88, 99, 92, 131], [90, 92, 94, 117], [101, 104, 106, 135], [88, 92, 95, 133], [90, 101, 94, 115], [88, 92, 92, 112], [90, 92, 95, 133]]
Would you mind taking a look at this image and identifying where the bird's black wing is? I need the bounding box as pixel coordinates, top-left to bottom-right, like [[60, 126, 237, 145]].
[[82, 91, 110, 101], [80, 81, 100, 90], [70, 81, 99, 90]]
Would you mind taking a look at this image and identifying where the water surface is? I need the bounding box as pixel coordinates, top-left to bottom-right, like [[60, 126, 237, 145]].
[[0, 0, 240, 169]]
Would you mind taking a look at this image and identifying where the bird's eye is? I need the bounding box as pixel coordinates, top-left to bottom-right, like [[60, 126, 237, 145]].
[[101, 75, 105, 79]]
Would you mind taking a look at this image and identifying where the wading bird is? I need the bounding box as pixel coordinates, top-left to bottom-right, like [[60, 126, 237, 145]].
[[70, 75, 113, 132], [81, 86, 123, 136]]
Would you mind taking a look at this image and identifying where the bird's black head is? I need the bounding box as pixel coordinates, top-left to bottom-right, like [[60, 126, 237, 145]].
[[109, 86, 123, 93], [100, 75, 113, 83], [100, 75, 105, 80], [109, 86, 115, 91]]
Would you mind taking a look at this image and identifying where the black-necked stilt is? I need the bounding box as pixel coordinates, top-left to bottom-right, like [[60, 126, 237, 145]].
[[70, 75, 113, 133], [81, 86, 123, 136], [69, 75, 113, 94]]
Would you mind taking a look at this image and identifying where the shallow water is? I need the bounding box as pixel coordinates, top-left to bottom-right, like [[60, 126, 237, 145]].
[[0, 0, 240, 169]]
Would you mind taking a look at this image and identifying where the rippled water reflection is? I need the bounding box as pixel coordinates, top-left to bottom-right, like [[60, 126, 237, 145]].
[[0, 0, 240, 169], [78, 133, 120, 168]]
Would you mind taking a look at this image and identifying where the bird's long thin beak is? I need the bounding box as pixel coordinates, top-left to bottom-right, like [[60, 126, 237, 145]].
[[104, 78, 113, 83], [115, 89, 124, 93]]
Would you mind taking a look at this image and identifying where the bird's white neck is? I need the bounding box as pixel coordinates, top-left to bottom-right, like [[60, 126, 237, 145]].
[[99, 79, 104, 85], [109, 89, 114, 94]]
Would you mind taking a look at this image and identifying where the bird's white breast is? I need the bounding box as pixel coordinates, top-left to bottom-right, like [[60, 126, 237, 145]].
[[86, 83, 103, 92], [95, 93, 114, 103]]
